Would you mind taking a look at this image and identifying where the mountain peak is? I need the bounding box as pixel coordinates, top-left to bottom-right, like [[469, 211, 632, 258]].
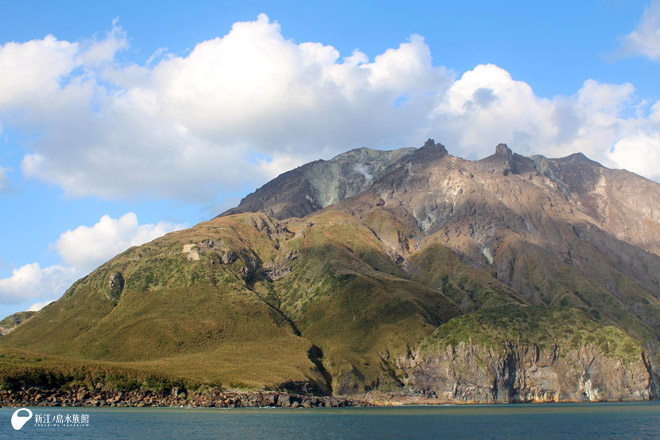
[[495, 143, 512, 156], [412, 138, 448, 162], [221, 145, 415, 219], [420, 138, 448, 153], [423, 138, 436, 149]]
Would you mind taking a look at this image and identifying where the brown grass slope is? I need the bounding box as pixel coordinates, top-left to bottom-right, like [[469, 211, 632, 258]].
[[1, 211, 490, 393]]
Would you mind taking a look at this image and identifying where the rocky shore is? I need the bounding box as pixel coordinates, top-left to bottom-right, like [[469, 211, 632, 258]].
[[0, 387, 365, 408]]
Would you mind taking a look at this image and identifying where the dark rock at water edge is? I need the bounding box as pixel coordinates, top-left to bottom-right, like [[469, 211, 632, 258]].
[[0, 387, 365, 408]]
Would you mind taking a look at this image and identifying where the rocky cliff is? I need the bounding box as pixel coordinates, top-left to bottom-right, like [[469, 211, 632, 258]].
[[398, 341, 653, 403]]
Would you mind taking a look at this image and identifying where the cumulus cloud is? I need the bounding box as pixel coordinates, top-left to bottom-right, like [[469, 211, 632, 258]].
[[1, 13, 660, 201], [617, 0, 660, 60], [428, 64, 659, 177], [0, 213, 184, 306], [0, 263, 78, 304], [55, 212, 184, 272], [0, 14, 451, 200], [609, 132, 660, 179]]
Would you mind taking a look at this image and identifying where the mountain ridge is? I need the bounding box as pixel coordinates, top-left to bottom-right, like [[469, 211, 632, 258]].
[[1, 139, 659, 404]]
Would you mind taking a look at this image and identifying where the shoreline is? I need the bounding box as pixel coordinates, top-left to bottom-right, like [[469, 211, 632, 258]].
[[0, 387, 655, 408], [0, 388, 365, 409]]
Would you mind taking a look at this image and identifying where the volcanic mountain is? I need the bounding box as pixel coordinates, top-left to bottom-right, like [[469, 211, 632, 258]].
[[2, 139, 659, 403]]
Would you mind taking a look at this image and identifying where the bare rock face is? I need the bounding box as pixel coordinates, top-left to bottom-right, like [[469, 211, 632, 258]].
[[106, 272, 124, 301], [398, 342, 653, 403], [221, 146, 416, 219], [183, 239, 237, 264], [495, 143, 512, 157]]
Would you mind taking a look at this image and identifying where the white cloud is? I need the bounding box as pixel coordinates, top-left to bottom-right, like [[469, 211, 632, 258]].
[[256, 153, 312, 181], [609, 132, 660, 180], [0, 213, 184, 306], [79, 20, 128, 66], [0, 15, 451, 201], [427, 64, 659, 175], [431, 64, 554, 158], [0, 263, 78, 304], [0, 35, 79, 109], [0, 14, 660, 203], [55, 212, 184, 273], [28, 300, 54, 312], [618, 0, 660, 60]]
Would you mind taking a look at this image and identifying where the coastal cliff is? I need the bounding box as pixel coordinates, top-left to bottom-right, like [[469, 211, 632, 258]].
[[397, 342, 654, 403]]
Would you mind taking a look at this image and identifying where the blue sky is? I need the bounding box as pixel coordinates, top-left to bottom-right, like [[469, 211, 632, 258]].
[[1, 0, 659, 318]]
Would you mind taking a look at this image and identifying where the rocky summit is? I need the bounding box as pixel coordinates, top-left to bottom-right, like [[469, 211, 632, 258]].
[[1, 139, 659, 405]]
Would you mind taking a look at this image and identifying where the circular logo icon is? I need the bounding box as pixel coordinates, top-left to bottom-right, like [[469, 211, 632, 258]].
[[11, 408, 33, 431]]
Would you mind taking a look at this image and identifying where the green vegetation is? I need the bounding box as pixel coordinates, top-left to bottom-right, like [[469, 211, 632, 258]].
[[0, 211, 651, 395], [421, 306, 642, 364], [409, 243, 526, 312], [0, 347, 198, 392], [0, 311, 36, 328], [0, 211, 458, 393], [491, 239, 660, 344]]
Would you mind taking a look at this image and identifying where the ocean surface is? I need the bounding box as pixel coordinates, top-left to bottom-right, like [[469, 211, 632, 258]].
[[1, 402, 659, 439]]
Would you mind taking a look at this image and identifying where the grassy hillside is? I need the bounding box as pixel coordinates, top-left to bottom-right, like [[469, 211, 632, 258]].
[[421, 306, 642, 364], [0, 210, 653, 396], [1, 212, 462, 393]]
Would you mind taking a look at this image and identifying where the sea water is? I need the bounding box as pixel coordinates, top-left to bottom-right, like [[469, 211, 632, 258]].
[[1, 401, 659, 439]]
